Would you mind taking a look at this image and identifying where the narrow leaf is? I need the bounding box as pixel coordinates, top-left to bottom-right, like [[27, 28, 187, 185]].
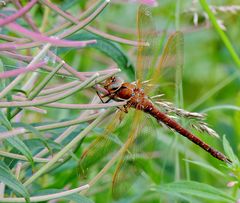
[[0, 160, 30, 202], [0, 110, 12, 130], [185, 159, 226, 177], [223, 135, 239, 165], [13, 122, 52, 154], [0, 111, 34, 166], [66, 32, 135, 80], [154, 181, 234, 202], [5, 136, 34, 167]]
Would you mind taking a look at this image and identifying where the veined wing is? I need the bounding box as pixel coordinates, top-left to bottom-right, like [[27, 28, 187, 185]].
[[112, 109, 143, 198], [136, 5, 160, 87], [79, 109, 150, 198], [149, 31, 184, 101], [109, 6, 169, 197], [135, 5, 184, 102], [78, 111, 124, 177], [111, 110, 160, 198]]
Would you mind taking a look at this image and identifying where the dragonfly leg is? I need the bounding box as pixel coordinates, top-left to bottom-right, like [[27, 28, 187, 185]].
[[96, 90, 112, 103], [115, 105, 128, 113], [115, 103, 130, 113], [122, 105, 129, 113]]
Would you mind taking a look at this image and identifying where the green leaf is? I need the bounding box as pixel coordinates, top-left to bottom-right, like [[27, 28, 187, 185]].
[[184, 159, 226, 177], [13, 122, 52, 155], [0, 112, 35, 167], [0, 110, 12, 130], [59, 0, 78, 10], [67, 32, 135, 80], [65, 193, 94, 203], [24, 138, 61, 154], [223, 135, 239, 165], [0, 59, 5, 88], [6, 93, 14, 120], [5, 136, 34, 167], [0, 160, 30, 202], [0, 109, 34, 166], [154, 181, 235, 202], [11, 89, 28, 96]]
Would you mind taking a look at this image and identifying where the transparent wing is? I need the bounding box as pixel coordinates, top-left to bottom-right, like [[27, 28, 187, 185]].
[[136, 5, 159, 86], [136, 5, 184, 102], [111, 110, 160, 198], [112, 110, 142, 198], [78, 111, 123, 177], [149, 31, 184, 100], [112, 156, 139, 199]]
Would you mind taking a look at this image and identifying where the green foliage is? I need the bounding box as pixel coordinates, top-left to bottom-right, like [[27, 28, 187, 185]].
[[155, 181, 235, 202], [0, 161, 30, 202], [65, 32, 135, 80], [0, 0, 240, 202]]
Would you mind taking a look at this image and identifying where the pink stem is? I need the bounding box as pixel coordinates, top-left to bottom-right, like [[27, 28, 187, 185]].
[[0, 61, 45, 79], [13, 0, 39, 32], [0, 0, 38, 27], [0, 51, 32, 62], [0, 14, 97, 48]]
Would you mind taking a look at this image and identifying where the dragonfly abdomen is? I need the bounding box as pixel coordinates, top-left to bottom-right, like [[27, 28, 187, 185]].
[[142, 100, 230, 163]]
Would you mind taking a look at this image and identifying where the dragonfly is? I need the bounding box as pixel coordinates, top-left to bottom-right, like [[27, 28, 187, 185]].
[[79, 5, 231, 198]]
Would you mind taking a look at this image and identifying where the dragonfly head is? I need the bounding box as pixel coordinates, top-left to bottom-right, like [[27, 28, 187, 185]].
[[104, 76, 123, 93]]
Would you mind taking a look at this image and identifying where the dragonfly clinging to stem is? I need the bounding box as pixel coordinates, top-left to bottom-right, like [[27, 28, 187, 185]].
[[80, 4, 231, 198], [99, 5, 231, 164], [102, 75, 231, 163]]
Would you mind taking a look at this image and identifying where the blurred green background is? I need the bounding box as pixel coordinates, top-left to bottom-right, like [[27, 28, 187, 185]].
[[1, 0, 240, 202]]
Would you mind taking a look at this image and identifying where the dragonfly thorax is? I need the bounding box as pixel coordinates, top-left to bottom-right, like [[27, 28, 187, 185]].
[[104, 76, 124, 94]]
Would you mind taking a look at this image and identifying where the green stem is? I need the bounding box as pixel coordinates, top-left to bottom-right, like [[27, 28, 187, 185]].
[[0, 184, 89, 202], [10, 61, 65, 118], [0, 112, 101, 141], [0, 73, 99, 108], [28, 61, 64, 99], [199, 0, 240, 68], [175, 0, 180, 31], [174, 0, 183, 184], [23, 109, 112, 186], [0, 150, 51, 163]]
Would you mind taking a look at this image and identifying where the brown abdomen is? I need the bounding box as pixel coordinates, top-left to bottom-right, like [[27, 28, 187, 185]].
[[140, 100, 230, 163]]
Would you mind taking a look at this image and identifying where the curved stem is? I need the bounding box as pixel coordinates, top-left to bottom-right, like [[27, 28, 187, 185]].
[[23, 109, 112, 186]]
